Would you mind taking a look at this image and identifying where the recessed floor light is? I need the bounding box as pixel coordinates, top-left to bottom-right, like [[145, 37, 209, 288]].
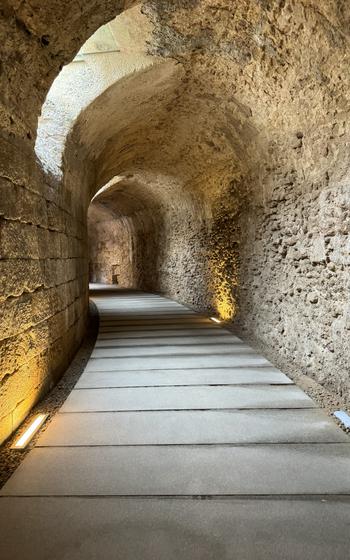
[[11, 414, 48, 450], [333, 410, 350, 429]]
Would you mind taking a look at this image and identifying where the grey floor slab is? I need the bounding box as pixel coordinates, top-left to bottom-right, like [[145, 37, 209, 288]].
[[4, 287, 349, 559], [37, 409, 349, 447], [1, 497, 350, 560], [93, 302, 194, 308], [98, 301, 193, 306], [98, 306, 199, 311], [94, 334, 239, 346], [97, 328, 226, 339], [99, 311, 191, 316], [106, 302, 189, 306], [3, 496, 350, 560], [91, 344, 258, 358], [98, 317, 211, 327], [99, 314, 200, 324], [96, 304, 187, 309], [85, 354, 271, 371], [61, 385, 314, 412], [93, 297, 182, 302], [98, 324, 223, 334], [74, 367, 292, 388], [3, 444, 350, 496], [96, 306, 189, 313]]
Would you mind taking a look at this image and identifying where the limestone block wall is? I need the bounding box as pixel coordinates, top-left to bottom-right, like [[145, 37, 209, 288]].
[[0, 140, 89, 443], [0, 0, 127, 444]]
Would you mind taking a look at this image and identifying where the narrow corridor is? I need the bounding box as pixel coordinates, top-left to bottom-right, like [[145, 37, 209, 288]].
[[1, 286, 350, 559]]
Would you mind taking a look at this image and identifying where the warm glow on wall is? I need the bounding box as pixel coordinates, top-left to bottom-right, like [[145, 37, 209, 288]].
[[208, 243, 238, 322], [216, 297, 235, 321], [11, 414, 48, 449], [213, 282, 236, 321]]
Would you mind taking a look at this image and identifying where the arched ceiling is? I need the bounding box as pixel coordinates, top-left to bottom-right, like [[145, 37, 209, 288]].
[[65, 0, 350, 215]]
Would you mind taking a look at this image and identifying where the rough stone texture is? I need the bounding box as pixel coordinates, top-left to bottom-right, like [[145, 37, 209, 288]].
[[1, 0, 350, 441], [0, 138, 90, 442], [75, 2, 350, 406], [0, 0, 130, 443], [238, 180, 350, 401], [88, 203, 133, 286]]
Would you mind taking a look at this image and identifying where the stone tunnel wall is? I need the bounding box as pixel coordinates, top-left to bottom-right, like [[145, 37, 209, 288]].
[[0, 0, 128, 443], [237, 168, 350, 401], [0, 135, 90, 444], [139, 0, 350, 403]]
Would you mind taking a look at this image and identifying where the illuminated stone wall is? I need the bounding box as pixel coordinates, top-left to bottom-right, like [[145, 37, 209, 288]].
[[0, 0, 127, 443]]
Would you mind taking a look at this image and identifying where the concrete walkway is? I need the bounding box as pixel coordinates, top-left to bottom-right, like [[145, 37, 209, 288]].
[[1, 286, 350, 559]]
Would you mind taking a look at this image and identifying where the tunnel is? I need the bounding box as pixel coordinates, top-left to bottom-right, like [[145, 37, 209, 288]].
[[1, 1, 350, 558], [1, 0, 350, 443]]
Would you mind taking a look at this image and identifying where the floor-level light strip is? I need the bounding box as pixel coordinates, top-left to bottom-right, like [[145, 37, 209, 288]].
[[11, 414, 48, 449], [333, 410, 350, 429], [210, 317, 221, 324]]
